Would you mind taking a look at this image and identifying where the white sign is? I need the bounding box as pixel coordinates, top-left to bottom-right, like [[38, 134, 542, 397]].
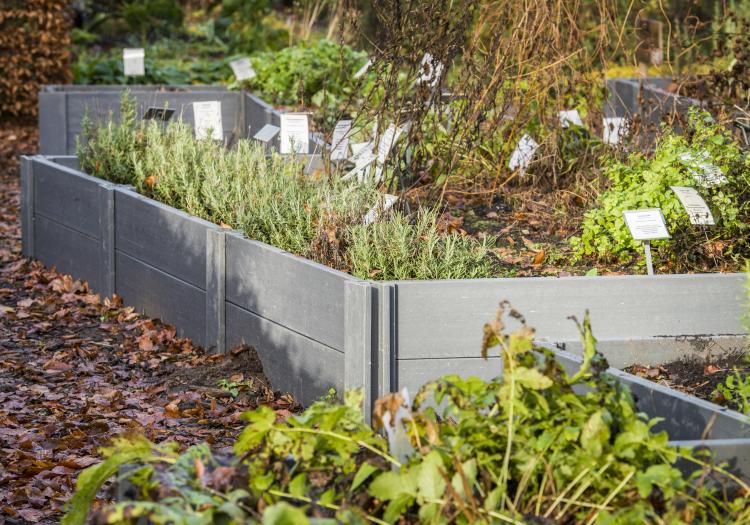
[[623, 209, 671, 241], [417, 53, 444, 87], [559, 109, 583, 128], [280, 113, 310, 154], [354, 59, 372, 79], [342, 142, 377, 182], [377, 123, 404, 165], [123, 48, 145, 77], [603, 117, 627, 145], [670, 186, 715, 226], [253, 124, 280, 143], [679, 152, 727, 187], [229, 58, 256, 81], [330, 120, 353, 161], [363, 194, 399, 225], [508, 134, 539, 175], [192, 101, 223, 140]]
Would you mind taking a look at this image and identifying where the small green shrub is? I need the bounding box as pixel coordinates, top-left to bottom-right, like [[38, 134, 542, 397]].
[[244, 39, 370, 126], [571, 109, 750, 270], [62, 306, 750, 524], [78, 94, 496, 281], [348, 211, 497, 280]]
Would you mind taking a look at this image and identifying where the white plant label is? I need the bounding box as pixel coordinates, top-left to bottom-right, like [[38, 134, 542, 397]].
[[354, 59, 372, 79], [670, 186, 715, 226], [229, 57, 256, 81], [623, 209, 671, 241], [508, 134, 539, 175], [603, 117, 627, 145], [192, 101, 223, 140], [679, 152, 727, 186], [330, 120, 353, 161], [253, 123, 280, 143], [123, 48, 145, 77], [342, 142, 377, 182], [377, 123, 404, 165], [363, 194, 399, 225], [417, 53, 444, 87], [559, 109, 584, 128], [280, 113, 309, 154]]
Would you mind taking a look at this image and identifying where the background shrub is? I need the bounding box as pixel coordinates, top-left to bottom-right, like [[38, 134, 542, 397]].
[[0, 0, 71, 119]]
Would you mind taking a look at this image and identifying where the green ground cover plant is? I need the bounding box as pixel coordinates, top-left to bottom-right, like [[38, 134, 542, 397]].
[[571, 109, 750, 271], [242, 39, 370, 127], [62, 305, 750, 524], [77, 94, 497, 281]]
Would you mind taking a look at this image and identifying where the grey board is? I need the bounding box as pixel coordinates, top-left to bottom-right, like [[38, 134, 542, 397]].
[[396, 357, 503, 398], [115, 188, 216, 289], [225, 303, 344, 405], [115, 250, 208, 346], [605, 78, 702, 126], [390, 275, 746, 362], [225, 233, 353, 352], [32, 158, 102, 239], [34, 215, 102, 292]]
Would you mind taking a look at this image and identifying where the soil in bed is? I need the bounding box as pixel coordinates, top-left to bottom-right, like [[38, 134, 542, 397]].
[[626, 351, 750, 412]]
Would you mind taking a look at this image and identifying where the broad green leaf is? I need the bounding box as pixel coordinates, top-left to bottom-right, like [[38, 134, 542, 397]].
[[263, 502, 311, 525], [350, 462, 379, 492]]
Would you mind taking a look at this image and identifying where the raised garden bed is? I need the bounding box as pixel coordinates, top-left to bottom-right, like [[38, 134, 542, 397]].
[[605, 77, 702, 128], [39, 85, 294, 155], [21, 155, 750, 477]]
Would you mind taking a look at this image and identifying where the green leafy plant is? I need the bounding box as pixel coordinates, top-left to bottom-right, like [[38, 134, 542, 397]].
[[62, 305, 750, 524], [217, 378, 255, 398], [571, 109, 750, 270], [244, 39, 370, 127]]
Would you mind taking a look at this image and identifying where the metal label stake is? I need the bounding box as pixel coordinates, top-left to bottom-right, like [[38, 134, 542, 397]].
[[643, 240, 654, 275]]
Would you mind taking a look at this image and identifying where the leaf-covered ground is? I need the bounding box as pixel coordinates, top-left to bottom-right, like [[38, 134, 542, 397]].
[[0, 121, 297, 524]]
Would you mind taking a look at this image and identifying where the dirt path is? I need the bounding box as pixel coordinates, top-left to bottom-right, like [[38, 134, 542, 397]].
[[0, 123, 296, 524]]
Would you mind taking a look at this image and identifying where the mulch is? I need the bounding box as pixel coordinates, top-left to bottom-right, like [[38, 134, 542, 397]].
[[0, 120, 298, 524]]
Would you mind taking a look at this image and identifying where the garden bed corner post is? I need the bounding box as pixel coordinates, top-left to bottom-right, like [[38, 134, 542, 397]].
[[206, 228, 228, 355], [344, 281, 376, 421], [98, 181, 116, 298], [20, 156, 34, 259]]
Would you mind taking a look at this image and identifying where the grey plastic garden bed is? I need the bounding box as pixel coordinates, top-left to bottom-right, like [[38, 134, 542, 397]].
[[39, 84, 311, 155], [606, 77, 703, 126], [21, 154, 750, 478]]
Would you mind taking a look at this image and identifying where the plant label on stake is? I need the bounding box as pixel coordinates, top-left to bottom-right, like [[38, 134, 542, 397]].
[[342, 142, 376, 182], [330, 120, 353, 161], [417, 53, 444, 87], [229, 57, 256, 81], [142, 107, 174, 121], [354, 59, 372, 79], [123, 48, 145, 77], [508, 134, 539, 176], [679, 152, 728, 186], [603, 117, 627, 145], [670, 186, 715, 226], [280, 113, 309, 155], [253, 124, 280, 145], [363, 194, 399, 225], [192, 101, 223, 140], [622, 208, 670, 275], [559, 109, 583, 128]]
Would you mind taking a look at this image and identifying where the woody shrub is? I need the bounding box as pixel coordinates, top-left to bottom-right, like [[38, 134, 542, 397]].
[[0, 0, 71, 119]]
